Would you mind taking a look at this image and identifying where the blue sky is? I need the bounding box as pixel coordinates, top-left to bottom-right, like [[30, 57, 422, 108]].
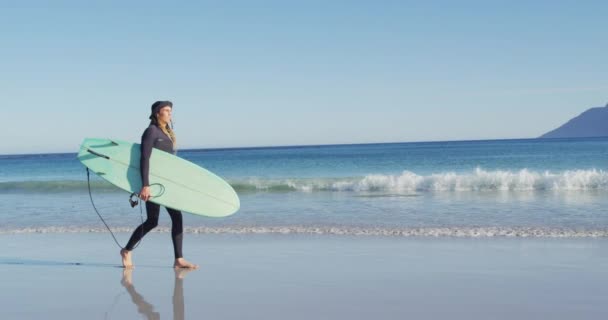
[[2, 1, 607, 154]]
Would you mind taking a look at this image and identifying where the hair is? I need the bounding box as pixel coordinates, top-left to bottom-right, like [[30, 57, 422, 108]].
[[150, 113, 177, 149]]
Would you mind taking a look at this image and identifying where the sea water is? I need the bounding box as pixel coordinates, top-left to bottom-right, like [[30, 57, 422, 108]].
[[2, 137, 608, 237]]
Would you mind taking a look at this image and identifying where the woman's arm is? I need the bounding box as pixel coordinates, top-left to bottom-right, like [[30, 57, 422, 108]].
[[139, 127, 154, 200]]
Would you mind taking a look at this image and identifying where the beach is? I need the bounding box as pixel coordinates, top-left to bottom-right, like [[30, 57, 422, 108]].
[[2, 233, 608, 319], [3, 139, 608, 318], [4, 1, 608, 318]]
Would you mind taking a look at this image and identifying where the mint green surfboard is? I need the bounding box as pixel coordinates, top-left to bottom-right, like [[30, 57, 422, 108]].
[[77, 138, 240, 217]]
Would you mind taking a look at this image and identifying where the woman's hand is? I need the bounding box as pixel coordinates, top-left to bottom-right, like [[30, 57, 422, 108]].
[[139, 186, 152, 201]]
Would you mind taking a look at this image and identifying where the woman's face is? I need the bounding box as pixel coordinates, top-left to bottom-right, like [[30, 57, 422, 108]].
[[156, 106, 172, 124]]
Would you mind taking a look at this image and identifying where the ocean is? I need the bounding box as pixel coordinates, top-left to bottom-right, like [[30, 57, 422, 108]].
[[2, 137, 608, 237]]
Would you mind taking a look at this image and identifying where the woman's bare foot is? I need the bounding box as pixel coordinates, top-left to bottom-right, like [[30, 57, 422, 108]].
[[174, 258, 198, 269], [120, 249, 133, 268]]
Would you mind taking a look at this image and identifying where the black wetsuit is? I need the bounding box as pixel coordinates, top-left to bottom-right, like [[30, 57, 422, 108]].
[[125, 124, 183, 259]]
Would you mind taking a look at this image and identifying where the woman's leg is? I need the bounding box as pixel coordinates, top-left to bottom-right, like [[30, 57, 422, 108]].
[[166, 208, 184, 259], [167, 208, 198, 269], [121, 202, 161, 267]]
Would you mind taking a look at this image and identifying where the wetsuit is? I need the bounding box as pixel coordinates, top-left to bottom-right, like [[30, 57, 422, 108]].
[[125, 124, 183, 259]]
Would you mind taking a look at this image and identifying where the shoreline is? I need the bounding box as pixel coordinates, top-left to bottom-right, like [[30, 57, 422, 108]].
[[3, 225, 608, 238]]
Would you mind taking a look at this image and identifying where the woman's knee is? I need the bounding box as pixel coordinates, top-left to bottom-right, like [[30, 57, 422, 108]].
[[144, 217, 159, 229], [167, 209, 183, 222]]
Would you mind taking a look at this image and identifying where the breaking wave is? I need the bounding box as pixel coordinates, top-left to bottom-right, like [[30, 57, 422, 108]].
[[3, 168, 608, 193], [233, 168, 608, 192]]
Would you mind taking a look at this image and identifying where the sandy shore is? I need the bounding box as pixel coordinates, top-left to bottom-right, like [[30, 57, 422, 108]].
[[2, 233, 608, 319]]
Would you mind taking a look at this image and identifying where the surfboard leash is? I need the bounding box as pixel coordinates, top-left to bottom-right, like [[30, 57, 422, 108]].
[[86, 168, 145, 250]]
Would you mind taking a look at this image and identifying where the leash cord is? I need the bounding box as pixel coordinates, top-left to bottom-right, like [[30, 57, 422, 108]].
[[86, 168, 145, 250]]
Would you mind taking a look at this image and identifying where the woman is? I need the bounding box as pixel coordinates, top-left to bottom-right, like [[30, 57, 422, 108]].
[[120, 101, 198, 269]]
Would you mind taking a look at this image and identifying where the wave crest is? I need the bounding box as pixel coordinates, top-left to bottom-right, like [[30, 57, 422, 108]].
[[3, 168, 608, 193], [236, 168, 608, 192]]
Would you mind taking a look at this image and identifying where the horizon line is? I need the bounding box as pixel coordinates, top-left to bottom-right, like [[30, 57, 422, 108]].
[[4, 136, 608, 157]]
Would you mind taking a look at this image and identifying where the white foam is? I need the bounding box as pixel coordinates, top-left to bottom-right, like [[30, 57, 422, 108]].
[[4, 169, 608, 194], [237, 168, 608, 193], [2, 226, 607, 238]]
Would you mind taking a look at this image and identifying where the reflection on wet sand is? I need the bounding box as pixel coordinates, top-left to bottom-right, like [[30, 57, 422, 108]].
[[121, 268, 194, 320]]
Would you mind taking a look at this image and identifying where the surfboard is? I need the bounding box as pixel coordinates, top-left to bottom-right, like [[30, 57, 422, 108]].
[[77, 138, 240, 217]]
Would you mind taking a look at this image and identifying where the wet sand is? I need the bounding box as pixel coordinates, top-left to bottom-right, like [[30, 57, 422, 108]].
[[2, 233, 608, 319]]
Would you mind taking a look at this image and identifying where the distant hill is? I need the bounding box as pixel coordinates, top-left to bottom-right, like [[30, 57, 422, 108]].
[[540, 103, 608, 138]]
